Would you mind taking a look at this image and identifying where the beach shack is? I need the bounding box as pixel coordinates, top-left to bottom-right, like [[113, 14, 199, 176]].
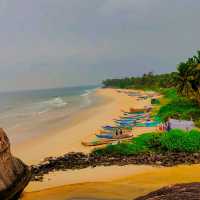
[[169, 119, 195, 131]]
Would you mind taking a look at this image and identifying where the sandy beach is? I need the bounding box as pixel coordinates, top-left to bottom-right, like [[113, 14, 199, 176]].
[[12, 88, 200, 200], [12, 88, 153, 165]]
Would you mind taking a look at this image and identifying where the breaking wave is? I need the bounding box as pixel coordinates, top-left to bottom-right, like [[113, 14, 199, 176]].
[[42, 97, 68, 108]]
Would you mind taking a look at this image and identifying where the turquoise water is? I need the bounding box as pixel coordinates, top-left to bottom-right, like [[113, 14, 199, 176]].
[[0, 85, 99, 144]]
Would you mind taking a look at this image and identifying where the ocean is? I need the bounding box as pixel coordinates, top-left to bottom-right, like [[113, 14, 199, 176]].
[[0, 85, 100, 144]]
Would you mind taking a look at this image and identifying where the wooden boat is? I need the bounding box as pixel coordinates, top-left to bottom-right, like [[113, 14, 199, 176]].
[[136, 121, 159, 127], [99, 129, 132, 134], [82, 140, 114, 146], [129, 108, 146, 113], [96, 134, 113, 139], [96, 133, 133, 139], [121, 114, 145, 119], [82, 136, 134, 147], [102, 125, 132, 131]]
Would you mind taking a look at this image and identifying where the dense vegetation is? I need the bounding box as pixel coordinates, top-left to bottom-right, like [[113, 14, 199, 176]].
[[102, 72, 177, 89], [175, 51, 200, 105], [94, 129, 200, 156], [156, 89, 200, 127]]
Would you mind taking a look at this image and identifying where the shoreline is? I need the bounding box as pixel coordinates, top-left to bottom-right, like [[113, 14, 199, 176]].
[[12, 88, 113, 165], [13, 88, 152, 165]]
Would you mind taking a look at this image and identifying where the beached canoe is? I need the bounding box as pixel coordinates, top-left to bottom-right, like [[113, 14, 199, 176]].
[[136, 121, 160, 127], [102, 126, 133, 131], [99, 129, 132, 134], [96, 134, 113, 139], [81, 137, 134, 147], [81, 140, 114, 146], [121, 115, 145, 119], [116, 121, 135, 125], [115, 120, 136, 123], [124, 111, 144, 115]]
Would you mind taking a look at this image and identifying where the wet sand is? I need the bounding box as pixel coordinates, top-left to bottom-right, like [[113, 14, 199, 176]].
[[22, 164, 200, 200]]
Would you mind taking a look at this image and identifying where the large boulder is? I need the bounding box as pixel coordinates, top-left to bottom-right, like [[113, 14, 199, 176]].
[[0, 128, 31, 200], [135, 182, 200, 200]]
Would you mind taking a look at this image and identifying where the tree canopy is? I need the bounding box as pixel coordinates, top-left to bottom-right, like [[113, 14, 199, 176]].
[[102, 50, 200, 105]]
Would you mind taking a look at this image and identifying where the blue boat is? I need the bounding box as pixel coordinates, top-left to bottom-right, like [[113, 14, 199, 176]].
[[96, 134, 113, 139], [116, 120, 135, 124], [119, 118, 136, 121], [103, 126, 116, 130], [136, 121, 159, 127], [116, 121, 133, 125]]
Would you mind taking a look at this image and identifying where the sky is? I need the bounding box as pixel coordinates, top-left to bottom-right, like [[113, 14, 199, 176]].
[[0, 0, 200, 91]]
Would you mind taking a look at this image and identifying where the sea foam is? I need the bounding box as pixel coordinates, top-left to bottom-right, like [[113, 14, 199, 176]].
[[41, 97, 68, 108]]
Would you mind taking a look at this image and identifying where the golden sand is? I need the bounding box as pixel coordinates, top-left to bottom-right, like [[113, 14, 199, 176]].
[[22, 164, 200, 200]]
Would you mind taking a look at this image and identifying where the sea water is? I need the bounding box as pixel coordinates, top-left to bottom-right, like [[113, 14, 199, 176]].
[[0, 85, 99, 144]]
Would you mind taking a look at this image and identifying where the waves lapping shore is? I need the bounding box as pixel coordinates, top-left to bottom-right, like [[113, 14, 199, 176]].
[[0, 85, 99, 144]]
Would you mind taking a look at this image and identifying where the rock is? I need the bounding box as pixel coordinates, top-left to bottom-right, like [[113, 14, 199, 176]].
[[134, 182, 200, 200], [31, 151, 200, 182], [0, 128, 31, 200]]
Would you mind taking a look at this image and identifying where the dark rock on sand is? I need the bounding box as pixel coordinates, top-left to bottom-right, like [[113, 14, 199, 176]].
[[0, 128, 31, 200], [134, 182, 200, 200], [31, 151, 200, 182]]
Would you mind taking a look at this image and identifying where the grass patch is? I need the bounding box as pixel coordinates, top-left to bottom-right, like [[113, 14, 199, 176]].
[[158, 98, 200, 121], [93, 129, 200, 156], [152, 89, 200, 127], [159, 129, 200, 153]]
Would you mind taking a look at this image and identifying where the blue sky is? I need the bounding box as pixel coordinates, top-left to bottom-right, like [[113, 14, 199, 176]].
[[0, 0, 200, 91]]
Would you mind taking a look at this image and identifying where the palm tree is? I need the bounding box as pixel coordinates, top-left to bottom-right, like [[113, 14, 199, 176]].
[[176, 51, 200, 105], [192, 51, 200, 104], [176, 62, 194, 98]]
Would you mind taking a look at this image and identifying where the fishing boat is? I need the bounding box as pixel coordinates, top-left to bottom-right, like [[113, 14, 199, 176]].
[[103, 126, 133, 131], [99, 128, 132, 134], [96, 133, 133, 139], [136, 121, 160, 127], [81, 136, 134, 147], [96, 134, 113, 139]]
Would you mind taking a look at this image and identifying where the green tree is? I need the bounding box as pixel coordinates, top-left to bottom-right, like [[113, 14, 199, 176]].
[[176, 51, 200, 104]]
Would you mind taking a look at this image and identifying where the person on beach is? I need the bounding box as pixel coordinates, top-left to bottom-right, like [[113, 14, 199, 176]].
[[165, 117, 171, 131], [146, 113, 150, 121], [115, 129, 119, 136]]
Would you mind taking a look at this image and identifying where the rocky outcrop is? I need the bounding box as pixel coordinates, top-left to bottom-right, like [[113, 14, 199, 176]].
[[0, 128, 31, 200], [134, 182, 200, 200]]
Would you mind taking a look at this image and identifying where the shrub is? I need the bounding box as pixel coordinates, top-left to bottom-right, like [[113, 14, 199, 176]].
[[93, 129, 200, 156], [195, 119, 200, 128], [158, 97, 200, 122], [159, 129, 200, 153], [159, 88, 178, 100], [93, 141, 148, 156]]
